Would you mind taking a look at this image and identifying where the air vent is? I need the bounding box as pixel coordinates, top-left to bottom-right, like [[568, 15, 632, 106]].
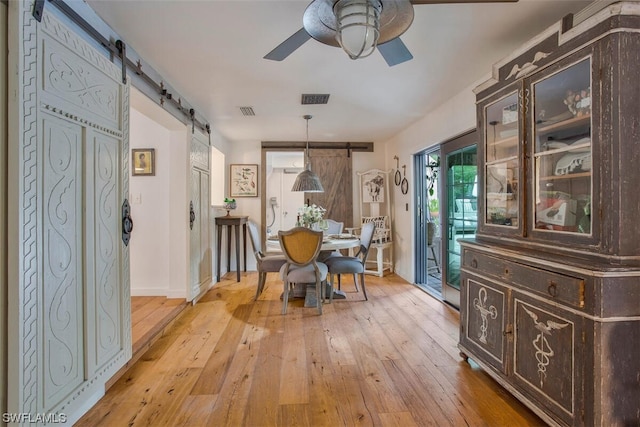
[[301, 94, 330, 105], [239, 106, 255, 116]]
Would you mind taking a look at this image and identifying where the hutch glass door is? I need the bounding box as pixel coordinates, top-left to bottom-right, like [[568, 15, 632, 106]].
[[532, 58, 592, 234], [484, 92, 520, 228]]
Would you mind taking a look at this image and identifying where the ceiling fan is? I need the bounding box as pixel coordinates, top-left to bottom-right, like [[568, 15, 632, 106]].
[[264, 0, 518, 67]]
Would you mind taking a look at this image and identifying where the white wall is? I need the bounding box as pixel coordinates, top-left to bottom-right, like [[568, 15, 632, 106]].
[[383, 78, 485, 283], [129, 108, 177, 295], [1, 0, 7, 417]]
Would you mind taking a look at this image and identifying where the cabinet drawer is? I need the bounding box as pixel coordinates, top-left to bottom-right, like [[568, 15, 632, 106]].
[[463, 249, 585, 309]]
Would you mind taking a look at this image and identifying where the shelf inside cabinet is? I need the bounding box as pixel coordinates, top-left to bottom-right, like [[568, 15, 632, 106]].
[[489, 135, 517, 147], [535, 140, 591, 156], [536, 114, 591, 134], [486, 156, 518, 166], [538, 172, 591, 181]]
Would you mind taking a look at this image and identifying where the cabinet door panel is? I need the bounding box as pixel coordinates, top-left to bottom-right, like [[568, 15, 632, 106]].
[[461, 276, 509, 373], [513, 297, 581, 425]]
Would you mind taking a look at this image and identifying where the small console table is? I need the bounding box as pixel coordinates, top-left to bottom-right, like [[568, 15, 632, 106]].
[[215, 215, 248, 282]]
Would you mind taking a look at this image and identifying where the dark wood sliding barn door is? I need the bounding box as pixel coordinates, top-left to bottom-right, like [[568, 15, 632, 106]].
[[307, 149, 353, 228]]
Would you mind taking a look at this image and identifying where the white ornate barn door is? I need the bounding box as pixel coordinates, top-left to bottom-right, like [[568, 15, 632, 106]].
[[189, 130, 212, 301], [8, 2, 131, 422]]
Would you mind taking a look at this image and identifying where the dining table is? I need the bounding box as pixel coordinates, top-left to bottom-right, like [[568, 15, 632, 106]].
[[266, 233, 361, 307]]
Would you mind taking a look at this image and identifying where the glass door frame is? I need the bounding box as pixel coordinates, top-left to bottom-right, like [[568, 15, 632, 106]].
[[440, 130, 477, 308], [413, 147, 441, 296]]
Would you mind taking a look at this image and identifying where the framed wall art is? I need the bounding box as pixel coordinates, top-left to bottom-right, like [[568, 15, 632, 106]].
[[132, 148, 155, 176], [362, 170, 385, 203], [230, 164, 258, 197]]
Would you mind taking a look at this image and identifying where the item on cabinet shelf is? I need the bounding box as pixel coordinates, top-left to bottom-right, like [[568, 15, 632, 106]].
[[542, 141, 568, 150], [537, 198, 577, 227], [554, 151, 592, 175], [577, 201, 591, 234], [537, 110, 574, 125], [563, 87, 591, 117], [502, 102, 518, 124]]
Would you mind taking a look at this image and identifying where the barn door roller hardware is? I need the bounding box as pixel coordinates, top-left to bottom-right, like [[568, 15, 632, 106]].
[[32, 0, 211, 133]]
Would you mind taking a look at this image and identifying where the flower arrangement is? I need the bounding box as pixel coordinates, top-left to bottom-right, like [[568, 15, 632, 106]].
[[297, 204, 326, 228]]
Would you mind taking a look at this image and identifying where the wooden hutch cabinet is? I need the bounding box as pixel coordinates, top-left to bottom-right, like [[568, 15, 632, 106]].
[[459, 3, 640, 426]]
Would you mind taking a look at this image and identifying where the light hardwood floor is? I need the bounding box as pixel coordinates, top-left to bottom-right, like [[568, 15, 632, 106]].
[[77, 273, 544, 426]]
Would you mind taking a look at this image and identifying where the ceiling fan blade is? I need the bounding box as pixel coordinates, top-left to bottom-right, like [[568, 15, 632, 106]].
[[378, 37, 413, 67], [410, 0, 517, 4], [264, 28, 312, 61]]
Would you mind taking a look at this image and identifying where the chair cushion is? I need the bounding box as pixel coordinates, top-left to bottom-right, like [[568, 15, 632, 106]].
[[325, 256, 364, 274], [280, 262, 328, 282], [261, 255, 287, 272]]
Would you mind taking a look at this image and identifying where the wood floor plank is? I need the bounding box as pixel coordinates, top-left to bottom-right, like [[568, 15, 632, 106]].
[[279, 310, 309, 405], [238, 296, 285, 427], [378, 411, 420, 427], [302, 308, 356, 426], [190, 302, 253, 395], [203, 297, 271, 426], [173, 394, 218, 426], [78, 273, 544, 426]]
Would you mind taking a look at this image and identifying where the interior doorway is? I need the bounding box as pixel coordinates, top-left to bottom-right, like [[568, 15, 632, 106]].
[[264, 151, 305, 242]]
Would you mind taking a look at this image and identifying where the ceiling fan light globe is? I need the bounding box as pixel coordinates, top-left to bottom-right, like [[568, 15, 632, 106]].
[[335, 0, 381, 59]]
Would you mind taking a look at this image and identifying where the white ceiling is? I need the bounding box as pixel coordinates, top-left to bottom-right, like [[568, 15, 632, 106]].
[[86, 0, 594, 144]]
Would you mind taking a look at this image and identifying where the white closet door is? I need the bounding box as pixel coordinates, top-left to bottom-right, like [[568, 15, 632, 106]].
[[188, 131, 211, 301], [8, 3, 130, 422]]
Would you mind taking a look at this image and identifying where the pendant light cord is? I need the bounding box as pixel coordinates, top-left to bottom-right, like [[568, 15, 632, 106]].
[[304, 114, 312, 167]]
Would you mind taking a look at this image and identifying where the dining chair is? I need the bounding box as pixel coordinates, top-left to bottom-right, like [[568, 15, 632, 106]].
[[279, 227, 328, 314], [325, 219, 344, 235], [325, 222, 376, 302], [247, 221, 287, 300]]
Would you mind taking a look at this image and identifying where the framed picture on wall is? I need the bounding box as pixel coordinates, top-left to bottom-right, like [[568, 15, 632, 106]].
[[230, 164, 258, 197], [362, 170, 385, 203], [132, 148, 155, 176]]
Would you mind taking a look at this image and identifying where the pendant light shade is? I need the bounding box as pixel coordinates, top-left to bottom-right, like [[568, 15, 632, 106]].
[[292, 115, 324, 193]]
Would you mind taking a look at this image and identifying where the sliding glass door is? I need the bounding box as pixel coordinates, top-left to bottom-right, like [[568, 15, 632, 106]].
[[441, 131, 477, 307], [414, 149, 441, 296]]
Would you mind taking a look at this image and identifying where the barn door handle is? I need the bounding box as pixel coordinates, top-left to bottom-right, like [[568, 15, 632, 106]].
[[122, 199, 133, 246], [190, 201, 196, 230]]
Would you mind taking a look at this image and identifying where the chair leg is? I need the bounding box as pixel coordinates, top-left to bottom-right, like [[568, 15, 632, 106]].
[[315, 278, 323, 315], [255, 272, 265, 301], [353, 273, 359, 292], [328, 274, 334, 303], [360, 273, 368, 301], [282, 280, 289, 315]]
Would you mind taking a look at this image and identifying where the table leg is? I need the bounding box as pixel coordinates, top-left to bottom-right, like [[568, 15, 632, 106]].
[[242, 223, 247, 272], [226, 225, 232, 273], [216, 224, 222, 282], [234, 224, 240, 282]]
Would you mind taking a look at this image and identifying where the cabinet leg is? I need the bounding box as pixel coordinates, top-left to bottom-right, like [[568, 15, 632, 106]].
[[459, 351, 469, 362]]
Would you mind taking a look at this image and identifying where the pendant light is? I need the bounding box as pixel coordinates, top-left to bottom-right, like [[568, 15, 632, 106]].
[[291, 115, 324, 193]]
